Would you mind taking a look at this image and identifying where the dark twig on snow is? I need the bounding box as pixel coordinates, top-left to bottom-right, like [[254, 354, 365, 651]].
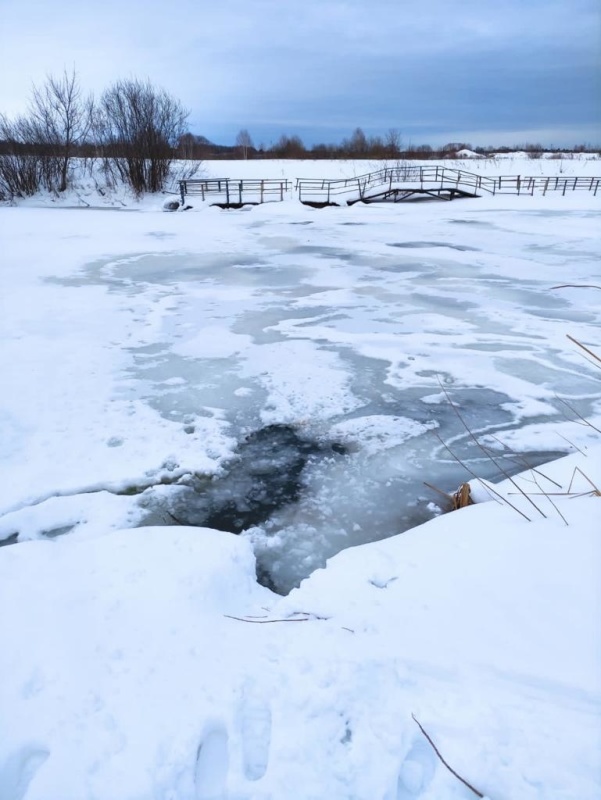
[[411, 714, 485, 798], [555, 396, 601, 434], [529, 471, 569, 525], [568, 466, 601, 496], [485, 436, 562, 488], [566, 334, 601, 367], [437, 377, 547, 519], [478, 439, 568, 524], [550, 284, 601, 291], [224, 614, 311, 624], [555, 432, 587, 456]]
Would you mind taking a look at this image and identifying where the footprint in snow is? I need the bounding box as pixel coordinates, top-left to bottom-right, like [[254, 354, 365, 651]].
[[0, 744, 50, 800], [239, 680, 272, 781], [194, 724, 229, 800], [396, 738, 436, 798]]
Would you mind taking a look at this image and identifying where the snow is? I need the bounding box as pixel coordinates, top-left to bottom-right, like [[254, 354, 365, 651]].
[[1, 450, 600, 798], [1, 157, 600, 798], [455, 148, 484, 158]]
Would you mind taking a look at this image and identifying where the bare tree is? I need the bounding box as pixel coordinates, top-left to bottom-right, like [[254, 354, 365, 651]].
[[96, 78, 188, 194], [26, 69, 93, 191], [368, 134, 386, 158], [270, 134, 306, 158], [344, 127, 369, 157], [235, 129, 253, 159], [411, 143, 433, 158], [0, 114, 45, 199], [309, 142, 336, 159], [384, 128, 402, 159], [177, 132, 197, 160]]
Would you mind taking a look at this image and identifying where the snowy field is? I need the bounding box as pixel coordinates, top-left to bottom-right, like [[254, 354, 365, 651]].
[[1, 158, 600, 798]]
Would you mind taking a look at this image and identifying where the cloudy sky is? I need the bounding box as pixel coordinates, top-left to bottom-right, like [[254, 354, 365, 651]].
[[0, 0, 599, 148]]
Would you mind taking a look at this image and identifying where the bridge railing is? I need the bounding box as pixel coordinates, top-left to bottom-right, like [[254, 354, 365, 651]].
[[178, 171, 600, 206], [296, 166, 498, 203], [493, 175, 600, 195], [179, 178, 290, 205]]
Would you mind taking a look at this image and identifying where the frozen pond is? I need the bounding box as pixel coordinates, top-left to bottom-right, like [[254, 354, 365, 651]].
[[1, 198, 600, 592]]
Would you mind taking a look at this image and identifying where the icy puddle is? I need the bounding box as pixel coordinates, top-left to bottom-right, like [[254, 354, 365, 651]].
[[1, 203, 600, 592]]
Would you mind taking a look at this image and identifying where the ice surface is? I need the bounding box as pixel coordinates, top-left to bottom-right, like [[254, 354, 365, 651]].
[[2, 185, 600, 591]]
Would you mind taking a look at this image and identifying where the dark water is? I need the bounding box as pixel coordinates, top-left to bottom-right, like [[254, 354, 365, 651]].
[[164, 425, 347, 534]]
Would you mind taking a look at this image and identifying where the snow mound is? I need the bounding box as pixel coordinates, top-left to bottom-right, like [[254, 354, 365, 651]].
[[455, 148, 484, 158]]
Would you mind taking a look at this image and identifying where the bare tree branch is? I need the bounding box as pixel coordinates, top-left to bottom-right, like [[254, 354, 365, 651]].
[[28, 69, 93, 191]]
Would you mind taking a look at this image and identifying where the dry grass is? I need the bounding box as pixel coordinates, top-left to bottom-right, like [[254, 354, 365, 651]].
[[426, 336, 599, 522]]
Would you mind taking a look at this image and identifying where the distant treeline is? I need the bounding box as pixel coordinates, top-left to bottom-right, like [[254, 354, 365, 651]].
[[0, 70, 598, 200], [178, 131, 598, 161], [2, 134, 596, 163]]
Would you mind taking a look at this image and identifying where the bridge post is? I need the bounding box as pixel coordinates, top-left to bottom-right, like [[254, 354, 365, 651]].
[[180, 181, 186, 205]]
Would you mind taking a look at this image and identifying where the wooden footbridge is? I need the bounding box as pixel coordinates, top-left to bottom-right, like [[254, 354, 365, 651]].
[[295, 166, 601, 206], [297, 166, 491, 206], [177, 166, 600, 208]]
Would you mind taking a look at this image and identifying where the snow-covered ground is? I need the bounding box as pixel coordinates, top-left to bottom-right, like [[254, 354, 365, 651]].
[[11, 154, 601, 211], [1, 158, 600, 798], [202, 153, 601, 181]]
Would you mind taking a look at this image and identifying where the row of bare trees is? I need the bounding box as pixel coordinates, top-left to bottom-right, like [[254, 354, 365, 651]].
[[180, 128, 480, 161], [177, 127, 434, 161], [0, 71, 188, 199], [196, 130, 599, 162]]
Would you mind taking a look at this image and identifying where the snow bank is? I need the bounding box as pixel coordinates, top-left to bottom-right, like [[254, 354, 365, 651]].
[[1, 446, 600, 799]]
